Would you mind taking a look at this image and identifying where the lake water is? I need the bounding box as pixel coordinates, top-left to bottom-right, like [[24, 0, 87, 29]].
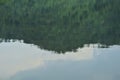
[[0, 41, 120, 80]]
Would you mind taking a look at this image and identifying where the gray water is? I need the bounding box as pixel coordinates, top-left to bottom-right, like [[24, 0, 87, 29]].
[[0, 41, 120, 80]]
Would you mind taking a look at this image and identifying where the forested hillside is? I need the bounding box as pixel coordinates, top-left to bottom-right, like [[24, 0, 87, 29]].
[[0, 0, 120, 52]]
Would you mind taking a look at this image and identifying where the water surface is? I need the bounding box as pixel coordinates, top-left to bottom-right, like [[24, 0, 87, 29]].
[[0, 41, 120, 80]]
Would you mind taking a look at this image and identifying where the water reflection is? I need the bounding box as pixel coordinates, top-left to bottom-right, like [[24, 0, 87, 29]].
[[0, 41, 120, 80]]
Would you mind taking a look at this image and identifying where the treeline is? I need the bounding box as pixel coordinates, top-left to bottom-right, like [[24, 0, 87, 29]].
[[0, 0, 120, 52]]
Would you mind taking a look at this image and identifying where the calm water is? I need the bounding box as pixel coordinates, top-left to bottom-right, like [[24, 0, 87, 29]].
[[0, 41, 120, 80]]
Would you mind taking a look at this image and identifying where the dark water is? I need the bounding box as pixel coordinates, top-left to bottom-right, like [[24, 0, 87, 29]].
[[0, 41, 120, 80]]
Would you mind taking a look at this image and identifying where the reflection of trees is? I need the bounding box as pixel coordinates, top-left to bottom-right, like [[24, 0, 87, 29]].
[[0, 0, 120, 52]]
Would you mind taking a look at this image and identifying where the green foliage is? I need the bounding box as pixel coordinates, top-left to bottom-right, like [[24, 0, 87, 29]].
[[0, 0, 10, 4], [0, 0, 120, 52]]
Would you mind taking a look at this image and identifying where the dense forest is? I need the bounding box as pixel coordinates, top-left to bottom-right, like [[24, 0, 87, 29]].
[[0, 0, 120, 52]]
